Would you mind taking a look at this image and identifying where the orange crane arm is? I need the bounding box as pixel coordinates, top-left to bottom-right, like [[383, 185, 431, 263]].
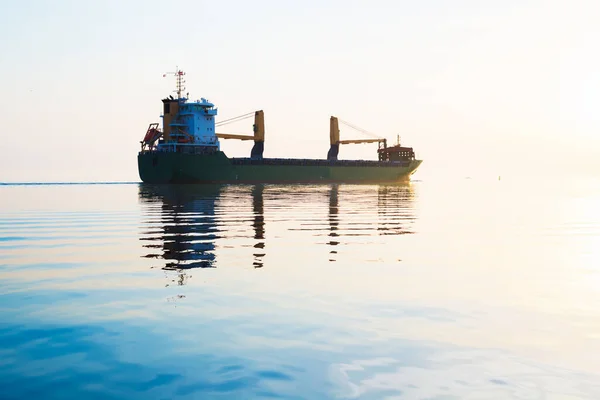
[[215, 133, 256, 140]]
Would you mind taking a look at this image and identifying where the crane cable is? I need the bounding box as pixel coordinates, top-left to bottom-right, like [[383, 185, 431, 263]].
[[338, 118, 382, 139], [215, 112, 255, 127]]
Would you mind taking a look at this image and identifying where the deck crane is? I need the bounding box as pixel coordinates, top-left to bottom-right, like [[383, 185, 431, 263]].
[[216, 110, 265, 159], [327, 117, 387, 161]]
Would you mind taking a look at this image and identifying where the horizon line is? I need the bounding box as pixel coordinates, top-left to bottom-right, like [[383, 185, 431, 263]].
[[0, 181, 141, 186]]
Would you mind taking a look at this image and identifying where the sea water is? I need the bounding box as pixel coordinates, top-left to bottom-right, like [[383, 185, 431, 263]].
[[1, 178, 599, 399]]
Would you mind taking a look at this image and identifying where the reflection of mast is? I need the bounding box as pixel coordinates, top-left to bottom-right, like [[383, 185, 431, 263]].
[[252, 184, 265, 268], [138, 184, 221, 286], [328, 184, 339, 261]]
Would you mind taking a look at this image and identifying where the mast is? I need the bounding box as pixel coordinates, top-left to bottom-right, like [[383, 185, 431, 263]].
[[176, 69, 185, 99], [163, 67, 186, 99]]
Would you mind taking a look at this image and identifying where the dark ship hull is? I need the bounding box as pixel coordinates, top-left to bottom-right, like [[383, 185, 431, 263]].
[[138, 151, 422, 184]]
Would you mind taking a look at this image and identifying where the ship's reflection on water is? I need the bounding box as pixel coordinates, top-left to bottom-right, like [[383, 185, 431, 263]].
[[139, 184, 222, 286], [138, 183, 415, 282], [328, 185, 340, 261], [251, 184, 266, 268]]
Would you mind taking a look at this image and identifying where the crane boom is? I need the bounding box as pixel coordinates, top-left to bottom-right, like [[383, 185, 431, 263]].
[[216, 133, 255, 140], [339, 138, 385, 145]]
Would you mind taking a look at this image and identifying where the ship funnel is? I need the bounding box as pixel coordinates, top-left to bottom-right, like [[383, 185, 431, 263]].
[[327, 116, 340, 160], [161, 98, 180, 142]]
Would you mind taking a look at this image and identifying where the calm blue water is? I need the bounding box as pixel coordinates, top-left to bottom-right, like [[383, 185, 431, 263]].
[[1, 179, 600, 399]]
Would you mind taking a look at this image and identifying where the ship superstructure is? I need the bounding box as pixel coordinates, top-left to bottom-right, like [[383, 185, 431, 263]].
[[141, 69, 265, 158]]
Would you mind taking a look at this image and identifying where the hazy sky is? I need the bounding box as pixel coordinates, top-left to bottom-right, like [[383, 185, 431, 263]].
[[1, 0, 598, 182]]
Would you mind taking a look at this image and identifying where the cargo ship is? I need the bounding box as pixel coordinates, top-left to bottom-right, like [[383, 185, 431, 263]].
[[138, 69, 422, 184]]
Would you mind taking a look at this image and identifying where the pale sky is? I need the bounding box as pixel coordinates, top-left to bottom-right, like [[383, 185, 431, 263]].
[[1, 0, 598, 182]]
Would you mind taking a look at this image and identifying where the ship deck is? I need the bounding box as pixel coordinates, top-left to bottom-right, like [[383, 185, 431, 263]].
[[230, 158, 412, 168]]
